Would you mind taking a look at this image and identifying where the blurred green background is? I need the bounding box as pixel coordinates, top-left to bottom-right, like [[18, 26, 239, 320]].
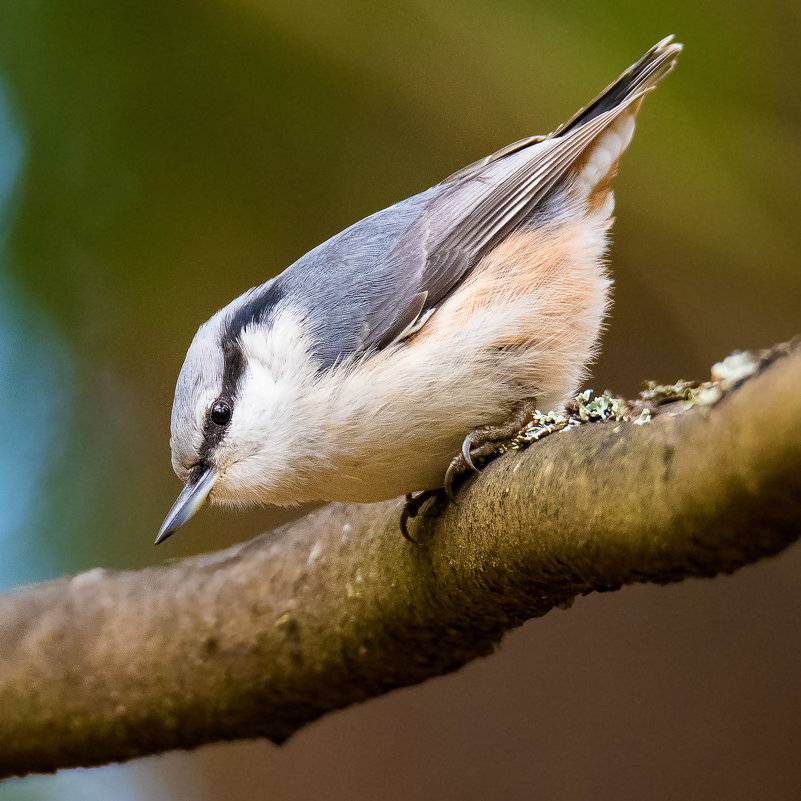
[[1, 1, 799, 799]]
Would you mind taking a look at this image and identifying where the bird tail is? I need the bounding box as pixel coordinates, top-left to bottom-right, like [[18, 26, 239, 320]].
[[552, 35, 682, 139], [438, 37, 681, 189]]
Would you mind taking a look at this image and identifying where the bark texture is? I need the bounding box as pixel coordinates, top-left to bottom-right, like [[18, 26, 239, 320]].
[[1, 344, 800, 779]]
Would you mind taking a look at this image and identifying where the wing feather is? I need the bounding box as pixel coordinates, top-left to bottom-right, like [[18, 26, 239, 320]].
[[270, 38, 681, 365], [361, 38, 680, 349]]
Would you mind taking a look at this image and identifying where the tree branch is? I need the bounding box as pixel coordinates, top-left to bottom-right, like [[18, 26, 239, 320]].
[[2, 343, 800, 779]]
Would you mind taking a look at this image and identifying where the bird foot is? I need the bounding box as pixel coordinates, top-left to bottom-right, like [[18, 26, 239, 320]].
[[399, 397, 538, 541], [443, 397, 538, 500], [400, 490, 444, 543]]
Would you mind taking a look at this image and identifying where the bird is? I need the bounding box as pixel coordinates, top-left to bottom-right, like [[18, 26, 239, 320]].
[[156, 36, 682, 545]]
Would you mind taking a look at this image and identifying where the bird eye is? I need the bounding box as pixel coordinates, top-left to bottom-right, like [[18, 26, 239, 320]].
[[210, 400, 232, 426]]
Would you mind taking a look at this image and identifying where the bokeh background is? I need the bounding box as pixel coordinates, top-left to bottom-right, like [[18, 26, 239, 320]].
[[1, 1, 800, 799]]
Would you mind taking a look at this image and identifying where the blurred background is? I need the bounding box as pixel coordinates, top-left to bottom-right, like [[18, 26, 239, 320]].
[[1, 1, 800, 799]]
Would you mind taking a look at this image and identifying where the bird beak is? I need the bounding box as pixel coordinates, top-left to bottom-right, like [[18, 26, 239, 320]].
[[155, 465, 218, 545]]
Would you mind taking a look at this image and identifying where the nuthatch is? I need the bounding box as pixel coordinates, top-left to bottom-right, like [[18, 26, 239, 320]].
[[156, 36, 682, 544]]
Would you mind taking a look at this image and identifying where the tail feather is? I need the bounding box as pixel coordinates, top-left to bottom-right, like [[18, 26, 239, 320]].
[[553, 35, 682, 139], [439, 37, 681, 188]]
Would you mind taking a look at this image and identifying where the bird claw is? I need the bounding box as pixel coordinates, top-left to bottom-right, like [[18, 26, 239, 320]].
[[399, 499, 419, 544], [402, 397, 538, 538], [443, 458, 463, 503], [400, 490, 441, 543], [443, 397, 539, 502], [461, 433, 480, 473]]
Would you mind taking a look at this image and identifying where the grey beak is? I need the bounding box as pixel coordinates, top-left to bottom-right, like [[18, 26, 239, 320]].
[[155, 465, 218, 545]]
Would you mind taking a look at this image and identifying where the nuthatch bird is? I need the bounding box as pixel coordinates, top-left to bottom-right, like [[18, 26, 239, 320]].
[[157, 36, 682, 544]]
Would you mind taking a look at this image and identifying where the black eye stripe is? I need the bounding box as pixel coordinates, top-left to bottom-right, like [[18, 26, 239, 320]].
[[198, 395, 235, 465], [197, 337, 246, 465]]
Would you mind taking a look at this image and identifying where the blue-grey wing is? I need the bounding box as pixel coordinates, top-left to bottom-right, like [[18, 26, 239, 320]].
[[233, 37, 679, 368], [320, 37, 680, 359]]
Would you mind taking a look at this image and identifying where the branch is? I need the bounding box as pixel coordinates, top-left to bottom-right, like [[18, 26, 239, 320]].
[[2, 343, 800, 779]]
